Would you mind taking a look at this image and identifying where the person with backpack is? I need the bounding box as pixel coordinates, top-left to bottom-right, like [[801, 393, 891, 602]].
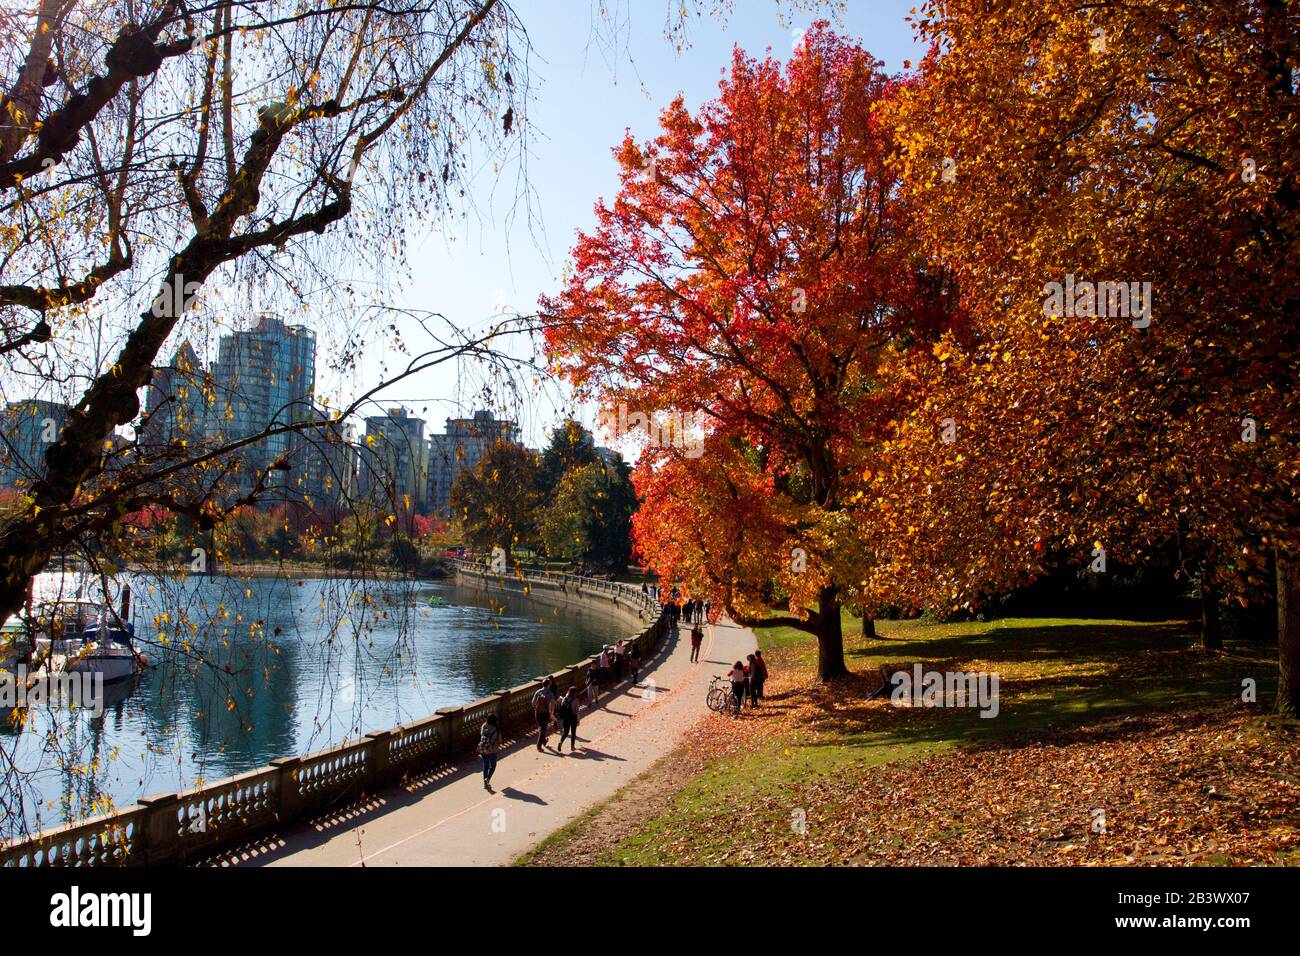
[[557, 687, 580, 753], [690, 624, 704, 663], [727, 660, 746, 718], [532, 677, 556, 751], [477, 714, 502, 790]]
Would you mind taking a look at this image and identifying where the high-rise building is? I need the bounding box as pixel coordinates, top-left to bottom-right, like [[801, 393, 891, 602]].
[[0, 399, 70, 490], [209, 315, 317, 498], [140, 340, 211, 453], [427, 409, 521, 518], [360, 407, 427, 513], [285, 408, 357, 510]]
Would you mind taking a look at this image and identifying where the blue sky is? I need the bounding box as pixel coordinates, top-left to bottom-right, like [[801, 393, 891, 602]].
[[357, 0, 924, 449]]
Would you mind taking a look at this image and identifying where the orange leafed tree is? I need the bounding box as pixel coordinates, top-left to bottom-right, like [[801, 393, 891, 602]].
[[880, 0, 1298, 707], [541, 25, 960, 680]]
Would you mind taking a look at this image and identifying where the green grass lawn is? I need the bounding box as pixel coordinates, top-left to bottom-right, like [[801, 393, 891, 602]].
[[522, 612, 1286, 866]]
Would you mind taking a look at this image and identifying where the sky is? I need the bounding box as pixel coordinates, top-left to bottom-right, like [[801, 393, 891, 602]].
[[355, 0, 926, 451]]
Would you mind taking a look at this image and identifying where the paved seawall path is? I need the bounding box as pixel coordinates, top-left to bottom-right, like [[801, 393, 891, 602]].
[[224, 614, 757, 867]]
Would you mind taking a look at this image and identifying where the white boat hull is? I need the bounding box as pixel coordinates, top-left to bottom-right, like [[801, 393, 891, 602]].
[[66, 651, 137, 683]]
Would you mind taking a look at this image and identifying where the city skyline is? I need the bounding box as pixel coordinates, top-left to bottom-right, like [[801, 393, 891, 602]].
[[1, 313, 549, 520]]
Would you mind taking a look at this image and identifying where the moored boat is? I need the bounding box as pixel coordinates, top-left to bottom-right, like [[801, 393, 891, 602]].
[[32, 588, 147, 684]]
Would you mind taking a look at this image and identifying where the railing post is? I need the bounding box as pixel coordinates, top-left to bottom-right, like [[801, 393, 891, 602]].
[[270, 756, 303, 822], [436, 706, 461, 756], [137, 792, 180, 865], [366, 729, 393, 789]]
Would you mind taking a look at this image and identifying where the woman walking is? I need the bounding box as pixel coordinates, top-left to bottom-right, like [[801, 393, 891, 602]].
[[532, 677, 557, 751], [478, 714, 502, 790], [557, 687, 581, 753]]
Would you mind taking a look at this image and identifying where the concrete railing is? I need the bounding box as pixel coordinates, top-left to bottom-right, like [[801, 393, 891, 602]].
[[0, 566, 666, 867]]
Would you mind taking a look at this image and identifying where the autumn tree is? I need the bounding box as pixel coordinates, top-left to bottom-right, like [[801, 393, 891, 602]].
[[542, 25, 959, 680], [451, 439, 540, 561], [538, 417, 601, 495], [881, 1, 1298, 706], [538, 457, 637, 571]]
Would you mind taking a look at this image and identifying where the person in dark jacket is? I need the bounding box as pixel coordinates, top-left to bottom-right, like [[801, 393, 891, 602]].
[[557, 687, 580, 753], [478, 714, 502, 789], [753, 650, 769, 702]]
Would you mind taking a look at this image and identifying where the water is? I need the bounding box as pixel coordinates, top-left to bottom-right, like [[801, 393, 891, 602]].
[[1, 571, 629, 839]]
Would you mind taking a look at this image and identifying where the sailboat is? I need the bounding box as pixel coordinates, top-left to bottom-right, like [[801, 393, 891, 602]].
[[32, 585, 148, 684]]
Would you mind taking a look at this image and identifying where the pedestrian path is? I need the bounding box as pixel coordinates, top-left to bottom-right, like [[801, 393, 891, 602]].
[[227, 616, 757, 866]]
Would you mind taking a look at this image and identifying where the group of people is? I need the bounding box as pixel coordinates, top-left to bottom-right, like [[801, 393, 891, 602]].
[[725, 651, 768, 717], [641, 583, 711, 627], [476, 638, 646, 788], [585, 638, 640, 703], [473, 582, 756, 792]]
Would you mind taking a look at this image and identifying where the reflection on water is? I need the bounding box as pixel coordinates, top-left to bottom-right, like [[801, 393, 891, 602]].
[[1, 571, 626, 838]]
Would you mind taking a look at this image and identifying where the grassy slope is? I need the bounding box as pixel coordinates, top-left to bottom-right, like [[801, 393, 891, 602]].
[[521, 612, 1292, 865]]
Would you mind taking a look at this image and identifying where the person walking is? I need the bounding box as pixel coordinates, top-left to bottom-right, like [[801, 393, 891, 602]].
[[753, 649, 769, 703], [628, 644, 642, 684], [585, 662, 601, 708], [690, 624, 704, 663], [746, 654, 761, 708], [532, 677, 556, 751], [477, 714, 502, 789], [557, 687, 580, 753], [727, 660, 746, 718]]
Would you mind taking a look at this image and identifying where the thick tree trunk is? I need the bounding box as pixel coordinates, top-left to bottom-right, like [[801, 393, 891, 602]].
[[1278, 552, 1300, 717], [1200, 575, 1223, 652], [815, 586, 849, 681], [862, 615, 877, 640]]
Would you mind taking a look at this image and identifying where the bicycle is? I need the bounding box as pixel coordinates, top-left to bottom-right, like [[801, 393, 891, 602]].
[[706, 675, 732, 713]]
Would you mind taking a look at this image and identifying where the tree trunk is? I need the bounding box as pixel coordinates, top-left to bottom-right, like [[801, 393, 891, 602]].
[[862, 615, 877, 640], [1278, 552, 1300, 717], [1200, 575, 1223, 652], [815, 586, 849, 681]]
